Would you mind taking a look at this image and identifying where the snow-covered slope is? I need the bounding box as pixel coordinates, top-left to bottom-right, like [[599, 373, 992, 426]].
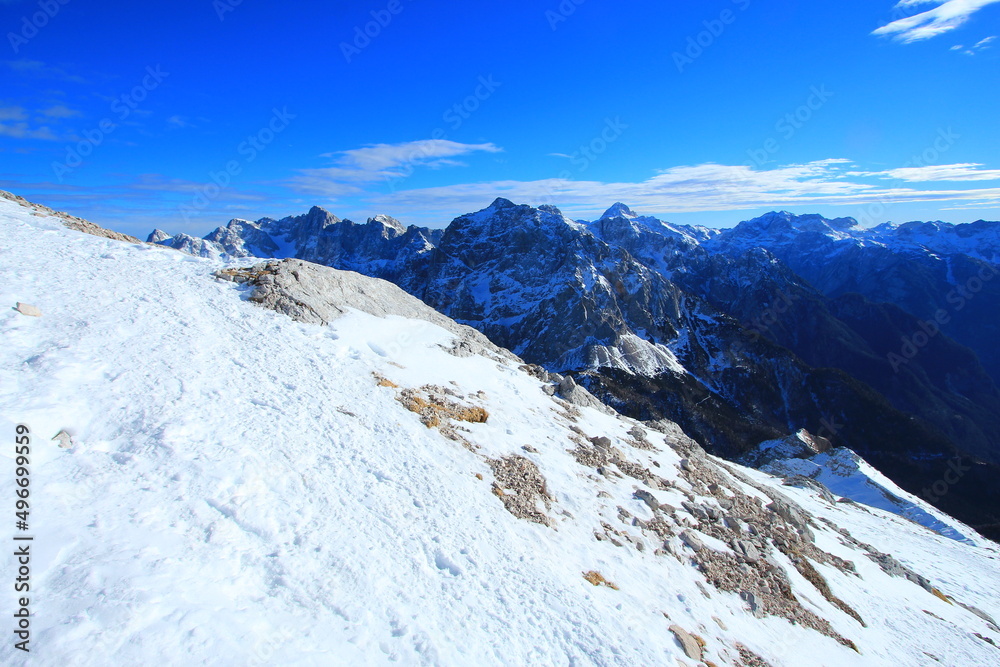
[[746, 431, 978, 545], [3, 198, 1000, 666]]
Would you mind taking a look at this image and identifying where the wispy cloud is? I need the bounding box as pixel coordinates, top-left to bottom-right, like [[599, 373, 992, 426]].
[[2, 60, 88, 83], [0, 122, 59, 140], [39, 104, 81, 119], [356, 159, 1000, 221], [287, 140, 503, 197], [874, 0, 1000, 43], [125, 173, 267, 201], [166, 115, 195, 129], [857, 163, 1000, 181], [0, 106, 27, 121], [951, 34, 996, 53]]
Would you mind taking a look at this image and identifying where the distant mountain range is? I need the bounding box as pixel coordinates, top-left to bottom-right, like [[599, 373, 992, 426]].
[[150, 200, 1000, 538]]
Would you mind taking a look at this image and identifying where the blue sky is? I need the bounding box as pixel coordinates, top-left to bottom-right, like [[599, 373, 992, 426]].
[[1, 0, 999, 236]]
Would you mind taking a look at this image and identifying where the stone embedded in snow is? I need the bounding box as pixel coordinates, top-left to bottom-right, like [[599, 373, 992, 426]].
[[557, 375, 615, 415], [682, 501, 710, 523], [15, 302, 41, 317], [679, 530, 704, 552], [767, 498, 810, 534], [215, 259, 514, 363], [51, 429, 74, 449], [634, 489, 660, 512], [668, 624, 702, 661]]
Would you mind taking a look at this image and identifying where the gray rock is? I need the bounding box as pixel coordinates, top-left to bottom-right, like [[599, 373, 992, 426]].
[[215, 260, 514, 366], [556, 376, 616, 414], [51, 429, 73, 449], [734, 540, 761, 563], [724, 516, 748, 533], [634, 489, 660, 512], [681, 501, 710, 522], [767, 499, 811, 535], [591, 436, 613, 449], [958, 602, 1000, 632], [867, 552, 933, 592], [744, 429, 833, 468], [679, 530, 704, 552], [740, 590, 761, 616]]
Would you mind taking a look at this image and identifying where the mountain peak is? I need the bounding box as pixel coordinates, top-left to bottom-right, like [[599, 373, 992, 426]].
[[307, 205, 336, 219], [368, 214, 406, 234], [148, 229, 172, 244], [489, 197, 517, 210], [601, 202, 638, 220]]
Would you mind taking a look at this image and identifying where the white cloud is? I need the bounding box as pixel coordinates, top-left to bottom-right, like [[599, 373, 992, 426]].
[[3, 59, 88, 83], [952, 34, 996, 53], [0, 106, 27, 121], [861, 163, 1000, 181], [40, 104, 80, 119], [356, 160, 1000, 221], [0, 122, 58, 140], [166, 115, 195, 129], [288, 140, 502, 198], [873, 0, 1000, 42]]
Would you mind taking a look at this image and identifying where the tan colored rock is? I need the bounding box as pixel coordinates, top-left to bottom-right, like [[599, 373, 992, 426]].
[[668, 625, 702, 661], [16, 302, 41, 317]]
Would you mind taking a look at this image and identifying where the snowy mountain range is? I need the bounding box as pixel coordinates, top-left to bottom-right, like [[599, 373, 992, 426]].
[[4, 189, 1000, 666], [149, 198, 1000, 541]]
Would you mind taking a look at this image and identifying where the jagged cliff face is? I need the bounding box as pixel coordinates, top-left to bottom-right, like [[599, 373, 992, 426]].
[[424, 200, 691, 374], [149, 200, 1000, 538], [706, 211, 1000, 386]]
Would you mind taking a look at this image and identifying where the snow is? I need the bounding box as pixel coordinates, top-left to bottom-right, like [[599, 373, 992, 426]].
[[2, 197, 1000, 666], [763, 448, 978, 544]]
